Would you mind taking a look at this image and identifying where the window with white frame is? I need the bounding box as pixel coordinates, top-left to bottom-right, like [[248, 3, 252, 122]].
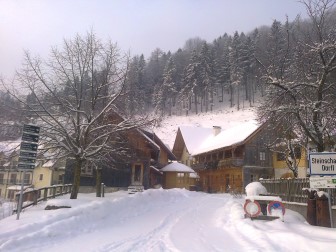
[[24, 173, 30, 184], [259, 151, 266, 161]]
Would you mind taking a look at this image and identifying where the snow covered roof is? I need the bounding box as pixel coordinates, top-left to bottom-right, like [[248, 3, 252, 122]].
[[3, 162, 10, 167], [0, 139, 20, 156], [142, 130, 177, 160], [161, 162, 195, 173], [138, 129, 160, 151], [150, 166, 162, 174], [192, 120, 260, 155], [42, 160, 56, 168], [7, 185, 31, 190], [179, 126, 213, 154]]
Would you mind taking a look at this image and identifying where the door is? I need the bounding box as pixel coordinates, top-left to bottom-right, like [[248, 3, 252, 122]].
[[131, 163, 143, 185]]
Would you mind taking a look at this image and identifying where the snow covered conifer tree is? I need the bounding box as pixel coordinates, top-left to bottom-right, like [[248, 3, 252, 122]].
[[257, 0, 336, 152], [154, 57, 178, 116], [229, 31, 243, 109], [179, 50, 201, 114]]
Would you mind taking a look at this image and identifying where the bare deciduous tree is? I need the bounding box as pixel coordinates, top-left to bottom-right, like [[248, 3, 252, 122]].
[[4, 32, 152, 199]]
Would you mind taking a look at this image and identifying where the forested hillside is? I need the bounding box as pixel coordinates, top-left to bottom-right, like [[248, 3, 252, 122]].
[[1, 0, 336, 156]]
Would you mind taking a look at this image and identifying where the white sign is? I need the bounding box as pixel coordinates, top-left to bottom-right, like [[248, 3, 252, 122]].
[[309, 176, 336, 189], [309, 152, 336, 175]]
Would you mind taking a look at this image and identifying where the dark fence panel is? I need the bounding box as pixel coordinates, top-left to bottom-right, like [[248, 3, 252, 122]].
[[259, 178, 336, 206]]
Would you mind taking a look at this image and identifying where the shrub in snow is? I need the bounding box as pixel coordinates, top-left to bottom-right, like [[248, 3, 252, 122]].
[[245, 182, 267, 196]]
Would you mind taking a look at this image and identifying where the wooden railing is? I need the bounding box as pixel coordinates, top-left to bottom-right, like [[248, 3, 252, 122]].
[[192, 158, 244, 171], [259, 178, 336, 206], [14, 184, 72, 212]]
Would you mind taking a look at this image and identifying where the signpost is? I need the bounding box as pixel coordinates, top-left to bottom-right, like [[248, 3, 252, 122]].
[[21, 133, 40, 143], [309, 152, 336, 228], [17, 163, 36, 170], [18, 156, 36, 163], [23, 124, 40, 134], [19, 151, 37, 158], [20, 142, 38, 152], [309, 176, 336, 189], [17, 124, 40, 220], [309, 152, 336, 176]]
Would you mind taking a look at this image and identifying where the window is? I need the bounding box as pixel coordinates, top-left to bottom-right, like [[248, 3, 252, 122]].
[[259, 151, 266, 161], [0, 173, 4, 184], [250, 174, 256, 182], [10, 174, 17, 184], [277, 152, 286, 161], [294, 147, 302, 159], [39, 174, 43, 181], [81, 163, 93, 176], [11, 161, 18, 169], [277, 147, 302, 161], [7, 190, 15, 200], [225, 150, 232, 158], [58, 174, 64, 184], [24, 173, 30, 184]]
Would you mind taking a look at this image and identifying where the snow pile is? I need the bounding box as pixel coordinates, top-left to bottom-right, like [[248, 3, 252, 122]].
[[245, 181, 268, 196]]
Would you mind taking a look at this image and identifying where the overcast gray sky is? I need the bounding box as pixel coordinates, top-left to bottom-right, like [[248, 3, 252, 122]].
[[0, 0, 308, 78]]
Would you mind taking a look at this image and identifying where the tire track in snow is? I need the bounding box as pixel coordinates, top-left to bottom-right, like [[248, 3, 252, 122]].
[[95, 205, 188, 251], [214, 198, 279, 252]]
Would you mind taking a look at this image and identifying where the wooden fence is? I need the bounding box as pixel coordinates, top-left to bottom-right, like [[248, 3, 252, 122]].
[[259, 178, 336, 206], [14, 184, 72, 212]]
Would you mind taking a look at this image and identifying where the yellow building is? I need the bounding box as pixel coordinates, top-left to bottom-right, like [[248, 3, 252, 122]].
[[161, 162, 197, 190], [0, 150, 33, 200], [273, 147, 308, 178], [33, 159, 65, 189]]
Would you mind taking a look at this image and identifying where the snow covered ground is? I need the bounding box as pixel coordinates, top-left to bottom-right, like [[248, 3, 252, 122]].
[[1, 188, 335, 252]]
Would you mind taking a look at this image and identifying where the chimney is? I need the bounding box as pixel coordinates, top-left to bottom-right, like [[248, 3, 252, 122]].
[[213, 126, 221, 136]]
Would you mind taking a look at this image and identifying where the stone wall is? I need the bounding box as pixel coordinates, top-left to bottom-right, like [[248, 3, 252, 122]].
[[284, 202, 336, 228]]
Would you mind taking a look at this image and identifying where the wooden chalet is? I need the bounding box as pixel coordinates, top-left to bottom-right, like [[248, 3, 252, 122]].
[[64, 128, 176, 190], [188, 121, 274, 193], [127, 129, 177, 190]]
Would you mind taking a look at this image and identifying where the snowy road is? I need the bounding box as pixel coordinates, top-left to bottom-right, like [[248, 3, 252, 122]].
[[0, 189, 336, 252]]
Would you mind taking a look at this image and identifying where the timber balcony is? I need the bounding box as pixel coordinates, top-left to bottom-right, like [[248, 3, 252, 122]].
[[218, 158, 244, 168], [192, 158, 244, 170]]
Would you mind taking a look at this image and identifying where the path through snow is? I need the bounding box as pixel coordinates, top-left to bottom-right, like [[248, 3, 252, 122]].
[[0, 189, 335, 252]]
